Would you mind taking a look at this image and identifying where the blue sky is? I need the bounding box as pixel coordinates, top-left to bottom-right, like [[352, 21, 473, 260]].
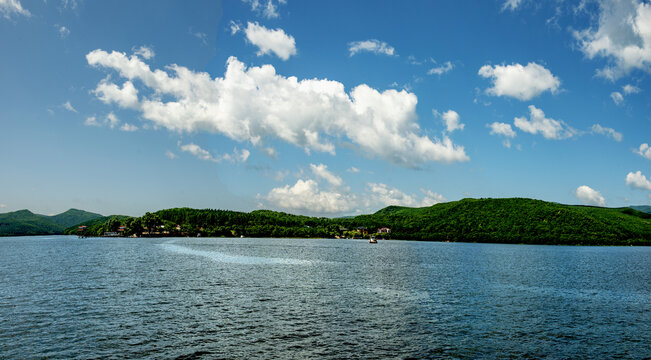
[[0, 0, 650, 217]]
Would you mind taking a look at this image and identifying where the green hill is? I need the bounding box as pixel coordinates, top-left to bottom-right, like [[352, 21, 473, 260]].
[[630, 205, 651, 214], [62, 198, 651, 245], [0, 209, 103, 236], [350, 198, 650, 245]]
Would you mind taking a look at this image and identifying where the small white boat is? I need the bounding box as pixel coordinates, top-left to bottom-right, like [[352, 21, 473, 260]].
[[369, 236, 377, 243]]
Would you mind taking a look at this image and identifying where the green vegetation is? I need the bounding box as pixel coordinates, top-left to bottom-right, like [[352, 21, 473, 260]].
[[63, 198, 650, 245], [0, 209, 102, 236]]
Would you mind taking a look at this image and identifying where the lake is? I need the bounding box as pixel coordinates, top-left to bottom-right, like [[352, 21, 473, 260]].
[[1, 236, 649, 359]]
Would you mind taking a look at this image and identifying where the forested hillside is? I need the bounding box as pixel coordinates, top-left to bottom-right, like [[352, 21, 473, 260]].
[[64, 198, 650, 245]]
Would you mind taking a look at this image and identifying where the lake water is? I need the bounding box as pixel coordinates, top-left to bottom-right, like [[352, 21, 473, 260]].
[[1, 236, 649, 359]]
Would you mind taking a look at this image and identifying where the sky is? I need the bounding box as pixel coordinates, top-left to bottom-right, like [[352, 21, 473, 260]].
[[0, 0, 650, 217]]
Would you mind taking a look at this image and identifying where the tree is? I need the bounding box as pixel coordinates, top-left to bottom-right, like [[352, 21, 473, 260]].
[[142, 212, 162, 236]]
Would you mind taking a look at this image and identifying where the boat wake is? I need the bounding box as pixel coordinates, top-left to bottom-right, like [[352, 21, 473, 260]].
[[160, 243, 315, 265]]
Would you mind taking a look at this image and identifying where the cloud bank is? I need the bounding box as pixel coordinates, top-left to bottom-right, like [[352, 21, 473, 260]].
[[87, 49, 468, 168]]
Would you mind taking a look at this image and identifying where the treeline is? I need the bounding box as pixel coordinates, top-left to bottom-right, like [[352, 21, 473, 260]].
[[64, 198, 651, 245]]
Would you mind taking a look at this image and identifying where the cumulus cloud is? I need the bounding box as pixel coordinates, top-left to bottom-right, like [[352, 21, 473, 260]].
[[84, 116, 100, 127], [310, 163, 343, 187], [575, 185, 606, 206], [93, 79, 140, 109], [180, 143, 249, 163], [120, 123, 138, 132], [610, 91, 624, 105], [0, 0, 30, 19], [513, 105, 576, 140], [348, 39, 395, 57], [266, 179, 357, 214], [435, 109, 464, 133], [367, 183, 445, 207], [62, 101, 77, 113], [221, 148, 250, 163], [132, 46, 155, 60], [180, 143, 217, 162], [634, 143, 651, 160], [591, 124, 622, 141], [626, 170, 651, 190], [244, 22, 296, 60], [428, 61, 454, 75], [478, 62, 561, 100], [105, 112, 120, 129], [574, 0, 651, 80], [488, 122, 517, 138], [623, 84, 641, 94], [87, 49, 469, 168], [265, 177, 445, 215], [347, 166, 360, 173]]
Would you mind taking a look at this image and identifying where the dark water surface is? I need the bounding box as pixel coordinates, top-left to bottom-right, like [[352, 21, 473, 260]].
[[1, 236, 649, 359]]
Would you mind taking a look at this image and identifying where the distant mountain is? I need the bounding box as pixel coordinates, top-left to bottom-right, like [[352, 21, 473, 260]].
[[630, 205, 651, 214], [0, 209, 103, 236], [50, 209, 103, 228]]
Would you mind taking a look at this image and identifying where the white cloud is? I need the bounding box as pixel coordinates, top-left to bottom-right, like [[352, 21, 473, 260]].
[[623, 84, 641, 94], [348, 39, 395, 57], [420, 189, 447, 206], [244, 22, 296, 60], [242, 0, 285, 19], [263, 0, 279, 18], [105, 112, 120, 129], [87, 49, 469, 168], [428, 61, 453, 75], [57, 25, 70, 38], [84, 116, 100, 127], [591, 124, 622, 141], [513, 105, 576, 140], [165, 150, 178, 159], [93, 79, 140, 109], [367, 183, 445, 207], [310, 163, 343, 187], [229, 20, 241, 35], [610, 91, 624, 105], [574, 0, 651, 80], [488, 122, 517, 138], [502, 0, 523, 11], [436, 109, 464, 133], [120, 123, 138, 132], [0, 0, 30, 19], [265, 179, 357, 215], [62, 101, 77, 113], [220, 148, 250, 163], [132, 46, 155, 60], [347, 166, 360, 173], [478, 62, 561, 100], [0, 203, 6, 208], [180, 143, 217, 162], [575, 185, 606, 206], [634, 143, 651, 160], [626, 170, 651, 190]]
